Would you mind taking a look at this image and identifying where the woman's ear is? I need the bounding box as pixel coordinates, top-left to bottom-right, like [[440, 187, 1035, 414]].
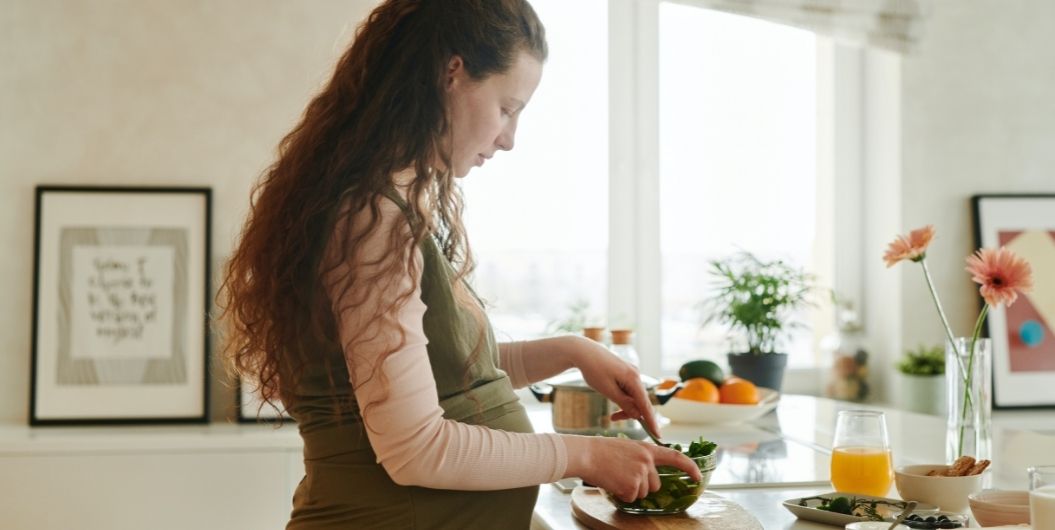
[[445, 55, 465, 90]]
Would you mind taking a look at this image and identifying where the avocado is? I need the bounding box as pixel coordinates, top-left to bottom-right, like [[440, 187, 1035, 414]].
[[678, 360, 725, 386]]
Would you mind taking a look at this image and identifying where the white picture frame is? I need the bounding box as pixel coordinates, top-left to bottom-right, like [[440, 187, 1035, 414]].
[[237, 378, 290, 423]]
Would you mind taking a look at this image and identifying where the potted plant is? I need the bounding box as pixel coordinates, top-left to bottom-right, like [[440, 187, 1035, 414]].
[[700, 251, 813, 392], [894, 344, 946, 416]]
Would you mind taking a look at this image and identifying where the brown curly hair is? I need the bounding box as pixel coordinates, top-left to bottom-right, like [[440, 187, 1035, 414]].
[[218, 0, 547, 418]]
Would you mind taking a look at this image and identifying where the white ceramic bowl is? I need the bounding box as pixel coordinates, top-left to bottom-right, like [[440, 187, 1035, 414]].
[[845, 523, 909, 530], [658, 387, 779, 424], [968, 489, 1031, 527], [894, 464, 983, 514]]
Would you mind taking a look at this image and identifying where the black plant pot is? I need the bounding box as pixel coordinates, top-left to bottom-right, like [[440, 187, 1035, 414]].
[[727, 352, 788, 392]]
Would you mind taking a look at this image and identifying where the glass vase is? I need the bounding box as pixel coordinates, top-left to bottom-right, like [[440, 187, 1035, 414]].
[[945, 337, 992, 465]]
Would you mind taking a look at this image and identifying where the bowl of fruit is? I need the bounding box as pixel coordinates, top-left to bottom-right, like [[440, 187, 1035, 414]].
[[656, 360, 780, 424], [605, 437, 718, 515]]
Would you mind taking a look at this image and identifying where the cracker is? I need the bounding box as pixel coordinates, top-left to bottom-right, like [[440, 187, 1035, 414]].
[[948, 456, 976, 476], [969, 459, 991, 476]]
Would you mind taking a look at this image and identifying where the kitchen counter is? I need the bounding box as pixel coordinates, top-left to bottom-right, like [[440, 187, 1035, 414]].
[[3, 391, 1048, 530], [522, 391, 1055, 529]]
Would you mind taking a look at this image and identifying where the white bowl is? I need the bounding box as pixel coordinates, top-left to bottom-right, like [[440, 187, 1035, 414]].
[[658, 387, 779, 424], [968, 489, 1031, 527], [845, 523, 909, 530], [894, 464, 983, 514]]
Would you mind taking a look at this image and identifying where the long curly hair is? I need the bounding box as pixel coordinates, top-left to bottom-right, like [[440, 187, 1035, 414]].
[[218, 0, 547, 416]]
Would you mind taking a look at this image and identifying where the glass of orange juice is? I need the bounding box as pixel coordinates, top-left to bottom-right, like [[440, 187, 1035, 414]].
[[830, 410, 894, 496]]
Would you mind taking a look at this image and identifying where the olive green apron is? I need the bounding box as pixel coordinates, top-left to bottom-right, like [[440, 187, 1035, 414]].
[[286, 190, 538, 530]]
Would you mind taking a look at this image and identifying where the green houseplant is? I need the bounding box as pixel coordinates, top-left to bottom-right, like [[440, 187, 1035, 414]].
[[897, 344, 945, 376], [700, 251, 813, 391], [894, 344, 946, 416]]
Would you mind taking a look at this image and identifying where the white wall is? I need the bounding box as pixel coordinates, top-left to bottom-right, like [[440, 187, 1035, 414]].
[[3, 0, 1054, 422], [0, 0, 377, 423], [861, 48, 903, 404], [895, 0, 1055, 362]]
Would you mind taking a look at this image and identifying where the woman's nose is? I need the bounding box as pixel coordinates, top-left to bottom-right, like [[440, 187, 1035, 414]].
[[496, 123, 517, 151]]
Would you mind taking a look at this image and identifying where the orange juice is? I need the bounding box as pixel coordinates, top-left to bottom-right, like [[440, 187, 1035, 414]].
[[830, 446, 894, 496]]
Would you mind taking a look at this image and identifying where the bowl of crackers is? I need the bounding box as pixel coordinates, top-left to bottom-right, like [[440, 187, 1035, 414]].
[[894, 456, 989, 514]]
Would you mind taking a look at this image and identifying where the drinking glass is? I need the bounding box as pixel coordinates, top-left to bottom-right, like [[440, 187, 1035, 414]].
[[1029, 465, 1055, 529], [830, 410, 894, 496]]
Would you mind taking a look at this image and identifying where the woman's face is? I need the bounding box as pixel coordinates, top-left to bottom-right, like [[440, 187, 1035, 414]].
[[445, 51, 543, 178]]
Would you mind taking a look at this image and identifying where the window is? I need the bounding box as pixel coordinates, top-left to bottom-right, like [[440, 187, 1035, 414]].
[[658, 5, 822, 371], [463, 0, 846, 382], [461, 0, 609, 342]]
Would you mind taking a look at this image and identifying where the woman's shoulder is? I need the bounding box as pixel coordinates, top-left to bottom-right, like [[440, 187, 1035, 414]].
[[334, 187, 411, 230]]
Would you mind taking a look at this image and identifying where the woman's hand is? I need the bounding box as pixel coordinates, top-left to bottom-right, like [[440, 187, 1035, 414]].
[[568, 336, 662, 438], [561, 435, 702, 502]]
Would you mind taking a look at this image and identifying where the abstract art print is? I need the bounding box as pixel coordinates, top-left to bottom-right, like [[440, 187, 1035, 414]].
[[973, 194, 1055, 409], [31, 186, 211, 424]]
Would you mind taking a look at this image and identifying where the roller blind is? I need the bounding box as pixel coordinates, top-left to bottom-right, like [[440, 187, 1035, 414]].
[[665, 0, 927, 52]]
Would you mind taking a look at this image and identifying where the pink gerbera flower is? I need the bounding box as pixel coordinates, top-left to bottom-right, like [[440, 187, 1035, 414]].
[[883, 225, 935, 267], [965, 247, 1034, 307]]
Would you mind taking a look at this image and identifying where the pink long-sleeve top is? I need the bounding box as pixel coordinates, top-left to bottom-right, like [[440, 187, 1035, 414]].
[[321, 192, 568, 490]]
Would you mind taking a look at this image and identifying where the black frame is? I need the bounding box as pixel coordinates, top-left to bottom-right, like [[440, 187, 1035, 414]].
[[30, 185, 211, 425], [971, 193, 1055, 410]]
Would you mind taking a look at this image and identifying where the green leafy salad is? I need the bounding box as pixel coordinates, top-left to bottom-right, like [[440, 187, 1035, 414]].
[[608, 437, 718, 514], [798, 495, 906, 520]]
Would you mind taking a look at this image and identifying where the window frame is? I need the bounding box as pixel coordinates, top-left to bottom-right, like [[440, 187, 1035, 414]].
[[608, 0, 865, 391]]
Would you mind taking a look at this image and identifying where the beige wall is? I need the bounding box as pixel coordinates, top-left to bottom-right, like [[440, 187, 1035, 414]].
[[3, 0, 1054, 423], [897, 0, 1055, 357], [1, 0, 377, 423]]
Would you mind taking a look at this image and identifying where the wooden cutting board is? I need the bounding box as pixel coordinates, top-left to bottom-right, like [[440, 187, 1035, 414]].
[[571, 487, 762, 530]]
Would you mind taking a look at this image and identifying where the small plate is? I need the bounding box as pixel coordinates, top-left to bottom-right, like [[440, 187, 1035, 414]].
[[658, 388, 779, 424], [782, 492, 941, 527]]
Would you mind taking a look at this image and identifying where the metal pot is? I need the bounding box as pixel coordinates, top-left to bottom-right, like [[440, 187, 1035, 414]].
[[529, 373, 675, 438]]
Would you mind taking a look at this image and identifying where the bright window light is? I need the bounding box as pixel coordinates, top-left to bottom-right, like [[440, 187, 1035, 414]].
[[658, 4, 819, 370], [461, 0, 609, 342]]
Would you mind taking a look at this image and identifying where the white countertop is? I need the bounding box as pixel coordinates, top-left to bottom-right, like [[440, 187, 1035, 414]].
[[3, 392, 1051, 528], [0, 422, 302, 455], [523, 392, 1055, 529]]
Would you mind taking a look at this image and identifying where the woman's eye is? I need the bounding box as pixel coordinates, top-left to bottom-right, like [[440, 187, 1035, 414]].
[[501, 108, 513, 117]]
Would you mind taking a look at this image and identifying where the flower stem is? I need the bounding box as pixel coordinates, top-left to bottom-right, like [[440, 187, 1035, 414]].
[[919, 259, 974, 413], [920, 258, 957, 350], [957, 303, 989, 457], [919, 257, 974, 401]]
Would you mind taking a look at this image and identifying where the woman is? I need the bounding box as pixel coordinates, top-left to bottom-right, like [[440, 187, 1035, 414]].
[[219, 1, 700, 528]]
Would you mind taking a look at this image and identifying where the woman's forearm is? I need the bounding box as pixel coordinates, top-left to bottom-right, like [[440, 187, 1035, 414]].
[[498, 335, 589, 386]]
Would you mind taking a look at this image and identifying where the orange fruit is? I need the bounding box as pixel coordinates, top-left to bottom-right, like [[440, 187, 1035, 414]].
[[657, 378, 679, 391], [675, 377, 720, 403], [719, 377, 760, 404]]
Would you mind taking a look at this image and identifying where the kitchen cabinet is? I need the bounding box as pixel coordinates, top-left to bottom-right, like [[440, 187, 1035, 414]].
[[0, 423, 304, 530]]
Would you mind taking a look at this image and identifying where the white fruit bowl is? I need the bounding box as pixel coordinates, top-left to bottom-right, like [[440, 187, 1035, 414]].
[[658, 388, 779, 424]]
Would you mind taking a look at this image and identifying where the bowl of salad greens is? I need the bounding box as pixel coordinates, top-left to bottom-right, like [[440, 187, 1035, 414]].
[[606, 437, 719, 515]]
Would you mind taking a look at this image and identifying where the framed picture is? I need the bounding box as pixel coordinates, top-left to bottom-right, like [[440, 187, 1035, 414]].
[[237, 378, 291, 424], [972, 194, 1055, 409], [31, 186, 211, 425]]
